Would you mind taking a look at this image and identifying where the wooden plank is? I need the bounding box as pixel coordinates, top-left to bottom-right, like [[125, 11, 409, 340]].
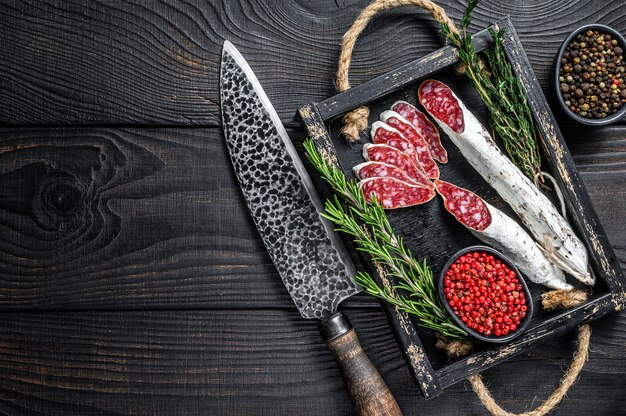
[[564, 125, 626, 272], [1, 0, 625, 125], [0, 126, 377, 310], [0, 309, 625, 415]]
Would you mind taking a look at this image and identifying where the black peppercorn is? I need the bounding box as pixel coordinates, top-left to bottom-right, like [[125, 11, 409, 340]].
[[559, 29, 625, 118]]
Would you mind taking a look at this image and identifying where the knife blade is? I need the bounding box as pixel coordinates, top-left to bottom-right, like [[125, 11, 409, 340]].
[[220, 41, 402, 416], [220, 40, 359, 319]]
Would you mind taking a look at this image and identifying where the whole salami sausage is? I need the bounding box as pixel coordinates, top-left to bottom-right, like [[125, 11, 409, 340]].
[[379, 110, 440, 179], [419, 79, 592, 286], [353, 161, 426, 188], [362, 143, 433, 189], [435, 180, 572, 291], [361, 177, 436, 209], [391, 100, 448, 164]]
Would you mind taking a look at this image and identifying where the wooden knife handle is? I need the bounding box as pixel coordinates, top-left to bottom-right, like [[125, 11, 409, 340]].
[[320, 312, 403, 416]]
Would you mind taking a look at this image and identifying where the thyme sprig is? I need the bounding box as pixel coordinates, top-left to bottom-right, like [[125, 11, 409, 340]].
[[441, 0, 543, 186], [304, 140, 467, 339]]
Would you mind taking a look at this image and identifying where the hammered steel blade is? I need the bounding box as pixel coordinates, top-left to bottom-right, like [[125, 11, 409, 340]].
[[220, 41, 360, 320]]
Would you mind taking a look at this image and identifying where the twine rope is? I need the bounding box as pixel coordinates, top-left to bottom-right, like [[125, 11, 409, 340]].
[[336, 0, 458, 141], [468, 324, 591, 416]]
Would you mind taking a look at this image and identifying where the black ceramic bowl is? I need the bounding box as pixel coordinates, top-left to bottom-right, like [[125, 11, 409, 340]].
[[438, 246, 534, 343], [554, 24, 626, 126]]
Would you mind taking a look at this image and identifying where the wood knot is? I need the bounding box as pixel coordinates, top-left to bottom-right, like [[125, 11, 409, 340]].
[[341, 106, 369, 142], [42, 179, 83, 215]]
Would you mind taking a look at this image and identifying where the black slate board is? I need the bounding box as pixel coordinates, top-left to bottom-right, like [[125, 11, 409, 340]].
[[297, 18, 626, 399]]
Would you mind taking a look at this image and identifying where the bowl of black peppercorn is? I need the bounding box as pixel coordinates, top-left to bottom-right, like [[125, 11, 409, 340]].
[[555, 24, 626, 126]]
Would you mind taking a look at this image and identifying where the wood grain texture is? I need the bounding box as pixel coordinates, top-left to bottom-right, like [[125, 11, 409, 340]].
[[315, 28, 493, 120], [0, 309, 625, 415], [0, 126, 369, 310], [1, 0, 625, 125], [566, 125, 626, 278]]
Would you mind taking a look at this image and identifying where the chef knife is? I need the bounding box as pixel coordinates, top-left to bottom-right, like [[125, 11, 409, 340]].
[[220, 41, 402, 416]]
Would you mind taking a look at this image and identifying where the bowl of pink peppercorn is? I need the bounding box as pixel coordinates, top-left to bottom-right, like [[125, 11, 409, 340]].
[[438, 246, 533, 343]]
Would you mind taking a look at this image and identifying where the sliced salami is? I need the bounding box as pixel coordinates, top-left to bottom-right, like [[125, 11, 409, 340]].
[[391, 100, 448, 163], [418, 79, 465, 133], [353, 161, 426, 187], [434, 180, 491, 231], [370, 121, 427, 176], [380, 110, 439, 179], [360, 177, 435, 209], [420, 79, 593, 286], [434, 180, 572, 291], [362, 143, 433, 189]]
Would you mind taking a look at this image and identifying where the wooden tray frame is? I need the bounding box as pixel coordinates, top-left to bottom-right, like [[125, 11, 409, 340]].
[[297, 17, 626, 399]]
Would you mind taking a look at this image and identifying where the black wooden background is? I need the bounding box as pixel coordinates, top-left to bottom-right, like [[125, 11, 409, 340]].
[[0, 1, 625, 415]]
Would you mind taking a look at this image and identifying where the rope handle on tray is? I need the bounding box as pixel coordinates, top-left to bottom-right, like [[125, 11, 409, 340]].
[[336, 0, 459, 142], [336, 2, 592, 414], [469, 324, 590, 416]]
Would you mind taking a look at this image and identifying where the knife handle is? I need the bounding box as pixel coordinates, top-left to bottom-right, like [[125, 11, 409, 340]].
[[320, 312, 403, 416]]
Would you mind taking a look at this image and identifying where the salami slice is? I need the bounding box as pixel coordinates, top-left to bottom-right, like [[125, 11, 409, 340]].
[[380, 110, 439, 179], [434, 180, 571, 290], [418, 79, 465, 133], [353, 161, 426, 187], [362, 143, 433, 189], [360, 177, 435, 209], [371, 122, 425, 174], [420, 79, 593, 286], [391, 100, 448, 163], [434, 180, 491, 231]]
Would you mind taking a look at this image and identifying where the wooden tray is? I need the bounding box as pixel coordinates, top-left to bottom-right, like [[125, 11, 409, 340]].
[[297, 17, 626, 399]]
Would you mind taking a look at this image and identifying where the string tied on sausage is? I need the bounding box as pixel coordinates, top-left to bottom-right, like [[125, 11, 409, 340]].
[[541, 289, 588, 310]]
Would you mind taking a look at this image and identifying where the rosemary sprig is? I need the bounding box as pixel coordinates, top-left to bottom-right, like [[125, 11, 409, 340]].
[[304, 139, 467, 339], [440, 0, 543, 185]]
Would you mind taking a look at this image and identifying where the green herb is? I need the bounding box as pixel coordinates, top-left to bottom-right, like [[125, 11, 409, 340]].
[[440, 0, 543, 186], [304, 139, 467, 339]]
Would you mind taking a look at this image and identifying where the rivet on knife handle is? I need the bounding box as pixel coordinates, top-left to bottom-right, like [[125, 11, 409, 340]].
[[321, 312, 403, 416]]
